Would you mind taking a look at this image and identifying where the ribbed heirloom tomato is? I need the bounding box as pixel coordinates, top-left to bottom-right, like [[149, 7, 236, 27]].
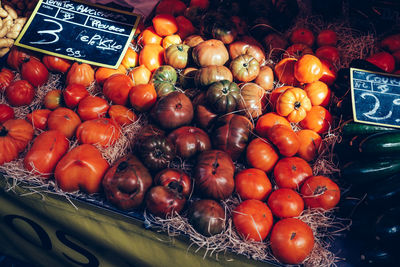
[[276, 87, 312, 123], [5, 80, 35, 107], [108, 105, 137, 126], [76, 118, 121, 148], [233, 199, 273, 242], [26, 109, 51, 130], [270, 218, 315, 265], [129, 65, 152, 85], [21, 57, 49, 87], [274, 57, 298, 85], [63, 84, 89, 109], [66, 62, 95, 87], [42, 55, 71, 73], [235, 168, 272, 201]]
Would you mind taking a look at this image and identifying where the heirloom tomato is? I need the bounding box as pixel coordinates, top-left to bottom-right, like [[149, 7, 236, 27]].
[[228, 38, 266, 64], [121, 47, 138, 69], [47, 108, 81, 139], [205, 80, 240, 114], [230, 54, 260, 82], [55, 144, 109, 194], [5, 80, 35, 107], [273, 157, 312, 190], [269, 86, 292, 110], [164, 44, 190, 69], [294, 54, 323, 83], [290, 28, 315, 47], [183, 35, 204, 47], [284, 43, 313, 58], [152, 14, 178, 36], [103, 74, 134, 105], [267, 124, 300, 157], [315, 46, 340, 65], [77, 96, 109, 121], [176, 15, 196, 40], [274, 57, 298, 85], [76, 118, 121, 148], [299, 105, 332, 134], [154, 168, 192, 198], [188, 199, 225, 236], [162, 34, 182, 49], [26, 109, 51, 130], [108, 105, 137, 126], [195, 65, 233, 88], [138, 26, 163, 46], [139, 44, 164, 72], [145, 186, 186, 217], [128, 65, 151, 85], [233, 199, 273, 242], [42, 55, 72, 73], [296, 129, 322, 162], [66, 62, 95, 87], [316, 29, 338, 46], [255, 112, 291, 138], [300, 175, 340, 210], [246, 138, 279, 173], [63, 84, 89, 109], [0, 68, 15, 92], [304, 81, 331, 107], [94, 65, 126, 85], [168, 126, 211, 159], [44, 89, 62, 110], [255, 66, 274, 91], [192, 39, 229, 67], [276, 87, 311, 123], [366, 51, 396, 73], [129, 83, 157, 112], [7, 46, 36, 71], [238, 82, 266, 119], [267, 188, 304, 218], [0, 104, 14, 123]]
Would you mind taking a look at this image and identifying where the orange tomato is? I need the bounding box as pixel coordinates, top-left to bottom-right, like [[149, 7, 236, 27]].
[[255, 112, 291, 138], [77, 96, 109, 121], [276, 87, 312, 123], [128, 65, 152, 85], [26, 109, 51, 130], [294, 54, 323, 84], [102, 73, 134, 106], [47, 108, 81, 139], [138, 26, 163, 46], [152, 14, 178, 36], [274, 57, 298, 85], [139, 44, 164, 72], [267, 124, 300, 157], [129, 83, 157, 112], [162, 34, 182, 49], [108, 105, 137, 126], [121, 47, 138, 69], [296, 129, 322, 162], [235, 168, 272, 201], [304, 80, 331, 107], [95, 65, 126, 85], [269, 85, 292, 110], [300, 105, 332, 134], [246, 138, 279, 173]]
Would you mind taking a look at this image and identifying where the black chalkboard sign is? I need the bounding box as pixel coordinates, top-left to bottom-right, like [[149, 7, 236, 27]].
[[350, 68, 400, 128], [15, 0, 141, 68]]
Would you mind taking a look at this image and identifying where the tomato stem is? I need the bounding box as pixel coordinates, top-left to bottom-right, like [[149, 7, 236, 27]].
[[294, 101, 301, 110], [0, 126, 8, 137]]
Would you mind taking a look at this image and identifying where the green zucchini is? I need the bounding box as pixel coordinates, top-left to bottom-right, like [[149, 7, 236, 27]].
[[341, 120, 398, 137], [366, 173, 400, 205], [360, 242, 397, 266], [359, 131, 400, 156], [374, 207, 400, 243], [341, 157, 400, 185]]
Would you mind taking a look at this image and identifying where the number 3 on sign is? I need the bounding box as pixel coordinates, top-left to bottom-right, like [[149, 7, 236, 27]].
[[30, 19, 63, 45]]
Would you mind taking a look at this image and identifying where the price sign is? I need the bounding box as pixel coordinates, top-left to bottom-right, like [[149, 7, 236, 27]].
[[15, 0, 141, 68], [350, 68, 400, 128]]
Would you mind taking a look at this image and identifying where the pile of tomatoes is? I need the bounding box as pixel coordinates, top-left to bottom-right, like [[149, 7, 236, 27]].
[[0, 0, 354, 265]]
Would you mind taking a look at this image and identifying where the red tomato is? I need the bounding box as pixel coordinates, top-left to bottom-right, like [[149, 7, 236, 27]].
[[47, 108, 81, 139], [44, 89, 62, 110], [273, 157, 313, 190], [63, 84, 89, 108], [316, 29, 338, 47], [26, 109, 52, 130], [246, 137, 279, 173], [54, 144, 109, 194], [21, 57, 49, 87], [300, 105, 332, 134], [77, 96, 110, 121], [0, 104, 14, 123], [267, 188, 304, 218], [155, 0, 186, 16], [108, 105, 137, 126], [235, 168, 272, 201], [23, 130, 69, 178], [0, 68, 15, 92], [319, 59, 337, 86], [129, 83, 157, 112], [42, 55, 72, 73], [289, 28, 315, 47], [103, 74, 134, 105], [315, 45, 340, 65], [255, 112, 291, 138], [270, 218, 314, 264], [76, 118, 121, 148], [176, 15, 196, 40], [296, 129, 322, 162], [267, 124, 300, 157], [5, 80, 35, 106], [366, 51, 396, 73], [300, 175, 340, 210], [190, 0, 209, 9], [232, 199, 274, 242]]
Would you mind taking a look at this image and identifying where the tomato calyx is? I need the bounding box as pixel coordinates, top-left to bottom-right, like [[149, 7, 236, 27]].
[[314, 185, 327, 195], [290, 232, 296, 240], [0, 126, 8, 136], [294, 101, 302, 109], [116, 161, 129, 172], [168, 180, 184, 193]]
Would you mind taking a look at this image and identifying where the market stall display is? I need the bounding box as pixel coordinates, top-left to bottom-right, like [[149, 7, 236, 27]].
[[1, 0, 400, 266]]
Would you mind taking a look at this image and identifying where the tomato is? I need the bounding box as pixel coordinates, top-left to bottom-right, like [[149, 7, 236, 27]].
[[183, 35, 204, 47], [42, 55, 72, 73], [156, 0, 186, 16], [300, 175, 340, 210], [290, 28, 315, 47], [316, 29, 338, 46], [273, 157, 313, 190], [145, 185, 186, 217], [44, 89, 62, 110], [154, 168, 192, 198], [190, 0, 209, 9], [366, 51, 396, 73], [270, 218, 314, 264], [284, 43, 313, 58], [152, 14, 178, 36], [129, 83, 157, 112], [319, 59, 337, 86], [103, 74, 134, 105], [294, 54, 323, 84], [274, 57, 298, 85], [235, 168, 272, 201], [23, 130, 69, 178], [188, 199, 225, 236], [108, 105, 137, 126], [0, 119, 34, 165], [0, 68, 15, 92], [6, 46, 37, 71], [246, 137, 279, 173], [255, 112, 291, 138], [304, 80, 331, 107], [192, 39, 229, 67], [139, 44, 164, 72], [167, 126, 211, 159], [267, 188, 304, 218], [54, 144, 109, 193], [138, 26, 163, 46], [63, 84, 89, 109], [230, 54, 260, 82], [269, 86, 292, 110], [94, 65, 126, 85], [47, 108, 81, 139], [77, 96, 110, 121], [296, 129, 322, 162], [228, 38, 266, 64], [26, 109, 51, 130], [232, 199, 273, 242], [315, 45, 340, 65], [162, 34, 182, 49], [300, 105, 332, 134], [164, 44, 190, 69], [5, 80, 35, 107], [0, 104, 14, 123], [66, 62, 95, 87], [176, 15, 196, 40], [267, 124, 300, 157], [121, 47, 138, 69], [21, 57, 49, 87], [76, 118, 121, 148], [255, 66, 274, 91], [128, 65, 152, 85]]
